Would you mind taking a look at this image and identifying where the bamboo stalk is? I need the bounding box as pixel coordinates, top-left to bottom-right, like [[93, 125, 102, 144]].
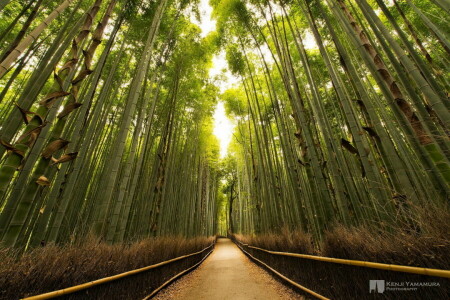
[[0, 0, 75, 78]]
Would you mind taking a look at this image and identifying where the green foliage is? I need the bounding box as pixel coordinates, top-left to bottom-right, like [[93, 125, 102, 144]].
[[225, 44, 245, 75], [222, 88, 248, 116], [0, 0, 448, 254]]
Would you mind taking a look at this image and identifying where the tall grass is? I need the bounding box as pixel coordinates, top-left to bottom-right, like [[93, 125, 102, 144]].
[[0, 236, 214, 299], [234, 205, 449, 299]]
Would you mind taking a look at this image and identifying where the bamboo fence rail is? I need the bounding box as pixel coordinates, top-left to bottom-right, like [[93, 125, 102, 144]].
[[22, 243, 215, 300]]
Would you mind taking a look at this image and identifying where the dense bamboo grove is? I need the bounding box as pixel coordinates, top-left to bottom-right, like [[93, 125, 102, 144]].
[[0, 0, 220, 252], [0, 0, 448, 263], [214, 0, 449, 242]]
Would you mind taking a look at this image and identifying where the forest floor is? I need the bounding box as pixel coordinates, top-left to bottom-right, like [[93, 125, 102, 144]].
[[153, 238, 303, 300]]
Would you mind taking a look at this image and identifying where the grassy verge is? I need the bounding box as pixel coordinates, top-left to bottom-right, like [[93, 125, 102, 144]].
[[0, 236, 214, 299], [234, 205, 449, 299]]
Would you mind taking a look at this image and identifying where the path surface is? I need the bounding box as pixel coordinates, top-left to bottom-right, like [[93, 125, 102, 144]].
[[154, 238, 303, 300]]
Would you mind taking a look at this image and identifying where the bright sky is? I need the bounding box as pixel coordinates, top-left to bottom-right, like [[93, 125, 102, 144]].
[[190, 0, 216, 38], [190, 0, 315, 158], [213, 102, 235, 158], [191, 0, 236, 158], [210, 50, 237, 158]]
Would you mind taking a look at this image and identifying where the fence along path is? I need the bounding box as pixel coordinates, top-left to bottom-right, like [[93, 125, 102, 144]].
[[153, 238, 302, 300]]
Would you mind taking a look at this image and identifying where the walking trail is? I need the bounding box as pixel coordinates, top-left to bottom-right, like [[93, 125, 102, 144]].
[[153, 238, 303, 300]]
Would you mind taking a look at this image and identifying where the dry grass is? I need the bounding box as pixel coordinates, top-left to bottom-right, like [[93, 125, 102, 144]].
[[235, 226, 316, 255], [0, 236, 214, 299], [321, 203, 450, 269], [234, 205, 450, 299]]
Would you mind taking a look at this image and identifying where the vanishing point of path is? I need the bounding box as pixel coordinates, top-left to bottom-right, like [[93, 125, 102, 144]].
[[154, 238, 303, 300]]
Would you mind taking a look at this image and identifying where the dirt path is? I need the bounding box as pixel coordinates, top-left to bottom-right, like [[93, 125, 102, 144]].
[[153, 238, 303, 300]]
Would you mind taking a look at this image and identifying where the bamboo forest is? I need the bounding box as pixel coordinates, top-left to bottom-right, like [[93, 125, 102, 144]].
[[0, 0, 449, 299]]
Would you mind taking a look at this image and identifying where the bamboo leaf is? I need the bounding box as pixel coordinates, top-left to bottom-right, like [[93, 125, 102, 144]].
[[57, 102, 82, 118], [53, 68, 64, 89], [16, 122, 48, 146], [39, 91, 70, 107], [362, 127, 379, 138], [59, 58, 78, 73], [36, 176, 51, 186], [341, 138, 358, 155], [14, 103, 35, 125], [41, 138, 70, 159], [52, 152, 78, 165], [82, 50, 93, 68], [72, 69, 93, 85], [0, 140, 24, 156]]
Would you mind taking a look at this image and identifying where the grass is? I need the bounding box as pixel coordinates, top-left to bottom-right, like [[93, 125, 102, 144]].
[[234, 205, 450, 299], [0, 236, 214, 299]]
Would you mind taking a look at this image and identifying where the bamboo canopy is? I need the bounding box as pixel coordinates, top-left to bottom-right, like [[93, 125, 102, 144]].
[[0, 0, 448, 261]]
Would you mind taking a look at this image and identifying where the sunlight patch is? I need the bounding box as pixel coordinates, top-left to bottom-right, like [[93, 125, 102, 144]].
[[213, 102, 235, 158], [190, 0, 216, 38]]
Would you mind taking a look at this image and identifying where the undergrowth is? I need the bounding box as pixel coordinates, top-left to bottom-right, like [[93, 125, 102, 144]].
[[234, 205, 449, 299], [0, 236, 214, 299]]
